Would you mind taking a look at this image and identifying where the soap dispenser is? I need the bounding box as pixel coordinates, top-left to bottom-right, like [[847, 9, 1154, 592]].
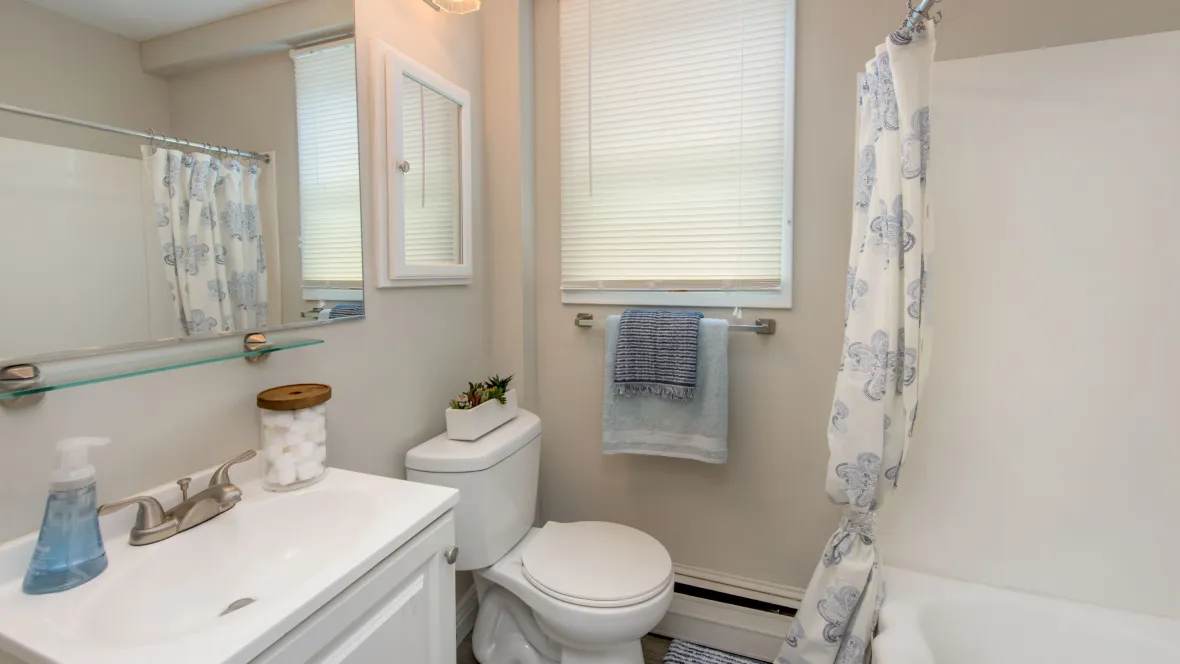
[[23, 437, 110, 595]]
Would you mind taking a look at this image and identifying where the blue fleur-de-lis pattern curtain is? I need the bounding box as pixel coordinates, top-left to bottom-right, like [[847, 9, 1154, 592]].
[[142, 147, 269, 336], [777, 22, 934, 664]]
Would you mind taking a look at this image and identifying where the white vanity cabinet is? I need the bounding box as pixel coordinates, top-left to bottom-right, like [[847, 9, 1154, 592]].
[[254, 511, 457, 664], [0, 469, 459, 664]]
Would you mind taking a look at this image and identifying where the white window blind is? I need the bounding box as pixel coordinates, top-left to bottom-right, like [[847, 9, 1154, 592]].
[[560, 0, 792, 298], [292, 40, 362, 287], [402, 76, 462, 265]]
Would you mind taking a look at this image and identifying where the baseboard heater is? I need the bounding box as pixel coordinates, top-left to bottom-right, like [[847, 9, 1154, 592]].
[[673, 582, 796, 617], [654, 582, 796, 662]]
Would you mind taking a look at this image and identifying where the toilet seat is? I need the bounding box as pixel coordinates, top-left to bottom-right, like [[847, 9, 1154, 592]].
[[521, 521, 673, 609]]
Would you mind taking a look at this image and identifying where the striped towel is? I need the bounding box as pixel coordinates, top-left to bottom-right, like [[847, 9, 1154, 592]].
[[328, 303, 364, 319], [612, 309, 703, 401], [663, 639, 767, 663]]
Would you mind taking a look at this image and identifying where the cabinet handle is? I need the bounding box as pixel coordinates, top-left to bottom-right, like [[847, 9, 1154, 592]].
[[444, 546, 459, 565]]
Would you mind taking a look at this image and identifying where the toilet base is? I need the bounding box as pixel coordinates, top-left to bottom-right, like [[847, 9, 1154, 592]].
[[472, 586, 644, 664]]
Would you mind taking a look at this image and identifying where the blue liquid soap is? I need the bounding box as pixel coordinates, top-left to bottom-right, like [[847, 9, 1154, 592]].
[[23, 437, 110, 595]]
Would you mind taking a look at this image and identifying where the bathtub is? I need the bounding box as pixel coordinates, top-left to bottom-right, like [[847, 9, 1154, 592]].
[[873, 567, 1180, 664]]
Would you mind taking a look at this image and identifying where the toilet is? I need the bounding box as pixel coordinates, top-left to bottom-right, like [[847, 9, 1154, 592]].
[[406, 410, 674, 664]]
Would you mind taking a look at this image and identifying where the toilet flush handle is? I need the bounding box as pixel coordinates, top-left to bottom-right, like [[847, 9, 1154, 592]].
[[445, 546, 459, 565]]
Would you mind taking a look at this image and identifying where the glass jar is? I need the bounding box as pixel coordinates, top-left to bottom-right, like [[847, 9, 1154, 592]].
[[257, 383, 331, 491]]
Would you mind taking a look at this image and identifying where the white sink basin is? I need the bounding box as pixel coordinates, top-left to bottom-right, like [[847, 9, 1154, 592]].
[[0, 462, 458, 664]]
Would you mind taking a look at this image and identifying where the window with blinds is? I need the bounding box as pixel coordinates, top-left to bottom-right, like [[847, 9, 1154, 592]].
[[292, 40, 363, 291], [559, 0, 795, 307]]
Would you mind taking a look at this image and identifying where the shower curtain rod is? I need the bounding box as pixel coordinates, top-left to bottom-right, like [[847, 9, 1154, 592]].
[[0, 102, 272, 163], [903, 0, 941, 31]]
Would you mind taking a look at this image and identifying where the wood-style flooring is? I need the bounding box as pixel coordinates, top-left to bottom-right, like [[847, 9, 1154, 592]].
[[458, 633, 671, 664]]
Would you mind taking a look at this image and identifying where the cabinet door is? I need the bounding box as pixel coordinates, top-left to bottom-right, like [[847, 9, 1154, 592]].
[[311, 552, 453, 664], [255, 512, 456, 664]]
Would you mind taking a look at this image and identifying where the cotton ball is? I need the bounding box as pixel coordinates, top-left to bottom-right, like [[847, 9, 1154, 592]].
[[265, 411, 296, 427], [263, 426, 287, 447], [292, 441, 316, 462], [272, 452, 296, 483], [266, 466, 282, 486], [276, 463, 298, 486], [294, 408, 318, 422], [289, 419, 315, 437], [284, 429, 306, 447], [264, 443, 285, 464], [313, 444, 327, 464], [274, 452, 296, 472], [312, 404, 327, 416], [310, 425, 327, 445], [296, 461, 324, 482]]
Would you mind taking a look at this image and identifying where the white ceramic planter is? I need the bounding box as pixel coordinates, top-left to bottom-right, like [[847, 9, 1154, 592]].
[[445, 389, 518, 441]]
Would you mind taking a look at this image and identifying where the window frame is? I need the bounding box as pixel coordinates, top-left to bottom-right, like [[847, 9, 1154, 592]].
[[291, 38, 365, 301], [558, 0, 797, 310]]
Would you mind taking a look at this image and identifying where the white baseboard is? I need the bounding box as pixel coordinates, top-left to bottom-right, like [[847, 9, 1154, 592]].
[[653, 565, 802, 662], [456, 586, 479, 642]]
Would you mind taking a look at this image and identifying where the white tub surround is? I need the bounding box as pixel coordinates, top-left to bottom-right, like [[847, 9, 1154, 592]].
[[0, 460, 459, 664], [874, 567, 1180, 664], [778, 21, 936, 664]]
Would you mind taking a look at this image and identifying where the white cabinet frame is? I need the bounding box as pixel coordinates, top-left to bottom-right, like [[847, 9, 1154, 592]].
[[370, 39, 474, 288]]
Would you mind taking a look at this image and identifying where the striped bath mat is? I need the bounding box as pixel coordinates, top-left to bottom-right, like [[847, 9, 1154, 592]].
[[663, 639, 767, 663]]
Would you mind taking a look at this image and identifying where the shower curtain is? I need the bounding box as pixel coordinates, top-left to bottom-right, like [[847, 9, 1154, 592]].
[[143, 147, 268, 335], [777, 22, 935, 664]]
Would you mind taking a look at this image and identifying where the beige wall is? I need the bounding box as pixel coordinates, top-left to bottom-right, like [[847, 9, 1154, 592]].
[[0, 0, 170, 159], [141, 0, 353, 75], [166, 50, 311, 325], [482, 0, 537, 408], [530, 0, 1180, 593], [0, 0, 487, 573]]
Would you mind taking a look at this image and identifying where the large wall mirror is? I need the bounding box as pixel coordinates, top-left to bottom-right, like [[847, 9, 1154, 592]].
[[0, 0, 364, 364]]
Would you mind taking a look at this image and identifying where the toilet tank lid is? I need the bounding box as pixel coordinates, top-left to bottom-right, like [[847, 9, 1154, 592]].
[[406, 409, 541, 473]]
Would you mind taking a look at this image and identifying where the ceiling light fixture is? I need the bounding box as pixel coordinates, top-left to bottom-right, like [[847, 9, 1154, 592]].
[[423, 0, 481, 14]]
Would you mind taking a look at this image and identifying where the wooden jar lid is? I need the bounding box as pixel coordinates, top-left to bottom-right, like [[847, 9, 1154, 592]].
[[257, 383, 332, 411]]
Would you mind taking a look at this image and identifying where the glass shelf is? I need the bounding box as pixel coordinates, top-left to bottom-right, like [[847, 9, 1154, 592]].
[[0, 337, 323, 402]]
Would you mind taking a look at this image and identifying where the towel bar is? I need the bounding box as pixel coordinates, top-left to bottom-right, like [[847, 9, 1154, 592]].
[[573, 313, 776, 335]]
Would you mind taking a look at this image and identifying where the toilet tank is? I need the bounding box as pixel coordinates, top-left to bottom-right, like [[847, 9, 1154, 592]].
[[406, 409, 541, 571]]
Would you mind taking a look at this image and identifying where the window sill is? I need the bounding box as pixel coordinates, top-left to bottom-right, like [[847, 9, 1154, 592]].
[[561, 288, 793, 310], [302, 287, 364, 302]]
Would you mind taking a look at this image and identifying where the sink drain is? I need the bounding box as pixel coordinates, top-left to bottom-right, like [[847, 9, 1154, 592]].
[[220, 598, 256, 616]]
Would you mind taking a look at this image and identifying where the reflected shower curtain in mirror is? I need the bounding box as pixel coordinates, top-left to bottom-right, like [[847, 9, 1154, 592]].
[[777, 22, 934, 664], [142, 147, 268, 335]]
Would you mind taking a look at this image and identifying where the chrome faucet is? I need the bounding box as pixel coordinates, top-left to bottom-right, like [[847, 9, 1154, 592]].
[[98, 450, 257, 546]]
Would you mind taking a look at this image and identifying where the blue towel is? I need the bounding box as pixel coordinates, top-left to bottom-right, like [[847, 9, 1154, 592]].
[[603, 316, 729, 464], [328, 303, 364, 319], [612, 310, 704, 401]]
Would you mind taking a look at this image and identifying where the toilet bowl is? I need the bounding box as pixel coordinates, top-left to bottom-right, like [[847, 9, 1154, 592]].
[[405, 410, 674, 664]]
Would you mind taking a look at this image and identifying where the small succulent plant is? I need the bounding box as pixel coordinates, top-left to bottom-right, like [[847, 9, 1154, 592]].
[[449, 374, 514, 410]]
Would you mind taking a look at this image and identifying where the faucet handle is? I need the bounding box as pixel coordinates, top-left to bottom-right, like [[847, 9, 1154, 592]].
[[176, 477, 191, 501], [209, 449, 258, 487], [98, 496, 167, 531]]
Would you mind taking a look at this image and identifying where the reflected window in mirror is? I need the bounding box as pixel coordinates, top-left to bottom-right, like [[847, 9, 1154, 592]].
[[292, 40, 364, 305], [402, 76, 462, 266]]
